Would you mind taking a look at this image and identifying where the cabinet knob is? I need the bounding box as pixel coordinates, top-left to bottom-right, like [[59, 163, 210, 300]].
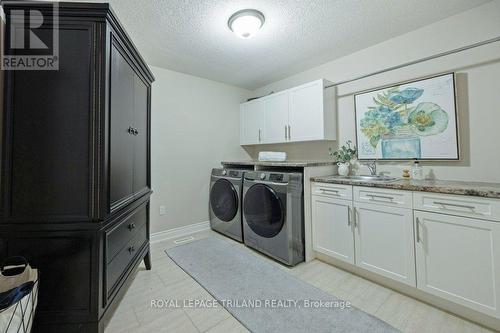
[[128, 245, 135, 253], [128, 127, 139, 136], [128, 223, 136, 230]]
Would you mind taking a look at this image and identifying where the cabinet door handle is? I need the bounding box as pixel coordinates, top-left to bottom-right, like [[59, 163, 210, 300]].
[[128, 223, 136, 230], [128, 246, 135, 253], [288, 125, 291, 139], [128, 126, 134, 135], [366, 194, 394, 202], [416, 217, 421, 243], [134, 128, 139, 136], [285, 126, 287, 140], [433, 201, 475, 211], [258, 129, 261, 142], [347, 206, 352, 226], [319, 189, 339, 196], [353, 207, 358, 229]]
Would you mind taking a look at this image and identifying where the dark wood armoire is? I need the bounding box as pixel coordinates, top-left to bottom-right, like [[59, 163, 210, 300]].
[[0, 2, 155, 332]]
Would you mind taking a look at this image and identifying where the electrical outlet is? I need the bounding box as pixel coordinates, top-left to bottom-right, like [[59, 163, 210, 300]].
[[159, 205, 166, 216]]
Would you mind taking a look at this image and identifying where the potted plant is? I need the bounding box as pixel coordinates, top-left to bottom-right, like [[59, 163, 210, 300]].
[[330, 141, 357, 176]]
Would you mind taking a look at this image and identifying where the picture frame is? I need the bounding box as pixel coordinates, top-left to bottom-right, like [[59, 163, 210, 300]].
[[354, 72, 459, 161]]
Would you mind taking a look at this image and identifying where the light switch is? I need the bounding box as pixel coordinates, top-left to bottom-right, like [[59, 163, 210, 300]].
[[159, 205, 166, 216]]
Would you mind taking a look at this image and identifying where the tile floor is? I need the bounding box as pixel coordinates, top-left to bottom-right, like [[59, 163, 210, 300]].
[[105, 230, 492, 333]]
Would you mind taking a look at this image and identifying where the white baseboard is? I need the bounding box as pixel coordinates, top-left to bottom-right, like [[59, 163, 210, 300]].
[[151, 221, 210, 244]]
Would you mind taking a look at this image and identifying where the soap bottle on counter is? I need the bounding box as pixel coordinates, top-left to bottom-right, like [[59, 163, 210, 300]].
[[411, 160, 424, 180]]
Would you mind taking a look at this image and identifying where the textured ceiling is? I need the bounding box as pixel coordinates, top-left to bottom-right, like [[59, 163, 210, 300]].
[[66, 0, 490, 89]]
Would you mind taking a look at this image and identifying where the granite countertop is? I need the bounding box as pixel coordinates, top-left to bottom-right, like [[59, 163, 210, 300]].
[[311, 175, 500, 199], [221, 160, 335, 167]]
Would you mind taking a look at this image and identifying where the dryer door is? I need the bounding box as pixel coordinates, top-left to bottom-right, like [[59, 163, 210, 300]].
[[243, 184, 285, 238], [210, 179, 238, 222]]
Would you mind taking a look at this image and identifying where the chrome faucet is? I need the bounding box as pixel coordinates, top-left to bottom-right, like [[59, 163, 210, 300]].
[[365, 160, 377, 176]]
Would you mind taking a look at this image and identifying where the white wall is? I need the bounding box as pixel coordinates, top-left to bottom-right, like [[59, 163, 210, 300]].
[[251, 1, 500, 182], [150, 66, 251, 234]]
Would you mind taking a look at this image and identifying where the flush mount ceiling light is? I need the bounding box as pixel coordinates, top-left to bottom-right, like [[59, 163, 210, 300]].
[[228, 9, 265, 39]]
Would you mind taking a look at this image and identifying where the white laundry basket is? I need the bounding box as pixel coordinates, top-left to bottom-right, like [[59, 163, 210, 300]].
[[0, 257, 39, 333]]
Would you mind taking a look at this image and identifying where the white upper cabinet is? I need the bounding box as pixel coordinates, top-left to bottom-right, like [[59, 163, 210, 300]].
[[240, 99, 265, 145], [239, 79, 336, 145], [288, 80, 336, 142], [263, 91, 289, 143]]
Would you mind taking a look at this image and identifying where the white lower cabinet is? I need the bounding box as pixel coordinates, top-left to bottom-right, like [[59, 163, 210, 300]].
[[311, 182, 500, 320], [354, 202, 416, 286], [414, 210, 500, 318], [311, 195, 354, 264]]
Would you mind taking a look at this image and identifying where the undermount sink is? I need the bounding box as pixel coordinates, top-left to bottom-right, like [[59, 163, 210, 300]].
[[336, 175, 398, 182]]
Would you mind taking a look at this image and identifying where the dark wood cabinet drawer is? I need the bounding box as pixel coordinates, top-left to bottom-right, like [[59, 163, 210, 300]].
[[106, 205, 147, 263], [106, 222, 147, 296]]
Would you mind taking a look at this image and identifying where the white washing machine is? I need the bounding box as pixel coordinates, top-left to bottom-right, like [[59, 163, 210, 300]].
[[209, 168, 246, 242], [242, 171, 304, 266]]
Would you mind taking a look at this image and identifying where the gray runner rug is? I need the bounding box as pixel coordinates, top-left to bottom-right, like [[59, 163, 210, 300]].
[[165, 237, 399, 333]]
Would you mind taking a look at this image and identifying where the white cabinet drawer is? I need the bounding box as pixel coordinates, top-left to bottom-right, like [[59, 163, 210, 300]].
[[413, 192, 500, 222], [312, 182, 352, 201], [354, 186, 412, 209]]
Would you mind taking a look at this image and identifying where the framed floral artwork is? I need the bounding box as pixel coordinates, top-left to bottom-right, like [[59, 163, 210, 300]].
[[354, 72, 459, 160]]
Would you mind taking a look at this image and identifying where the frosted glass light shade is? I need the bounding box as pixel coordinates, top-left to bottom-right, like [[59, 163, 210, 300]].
[[228, 9, 265, 39]]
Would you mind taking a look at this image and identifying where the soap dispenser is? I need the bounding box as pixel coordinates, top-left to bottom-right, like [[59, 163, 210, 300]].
[[411, 159, 424, 180]]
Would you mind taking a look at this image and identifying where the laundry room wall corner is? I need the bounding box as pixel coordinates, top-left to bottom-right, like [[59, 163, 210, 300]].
[[150, 66, 252, 235]]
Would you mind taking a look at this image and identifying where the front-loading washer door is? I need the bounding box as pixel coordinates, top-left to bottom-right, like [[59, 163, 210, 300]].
[[243, 184, 284, 238], [210, 179, 238, 222]]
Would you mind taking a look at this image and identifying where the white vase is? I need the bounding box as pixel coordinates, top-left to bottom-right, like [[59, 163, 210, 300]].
[[337, 162, 350, 176]]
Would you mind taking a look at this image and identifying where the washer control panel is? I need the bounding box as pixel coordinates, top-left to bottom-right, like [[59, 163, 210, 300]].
[[244, 171, 297, 183], [269, 174, 284, 182]]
